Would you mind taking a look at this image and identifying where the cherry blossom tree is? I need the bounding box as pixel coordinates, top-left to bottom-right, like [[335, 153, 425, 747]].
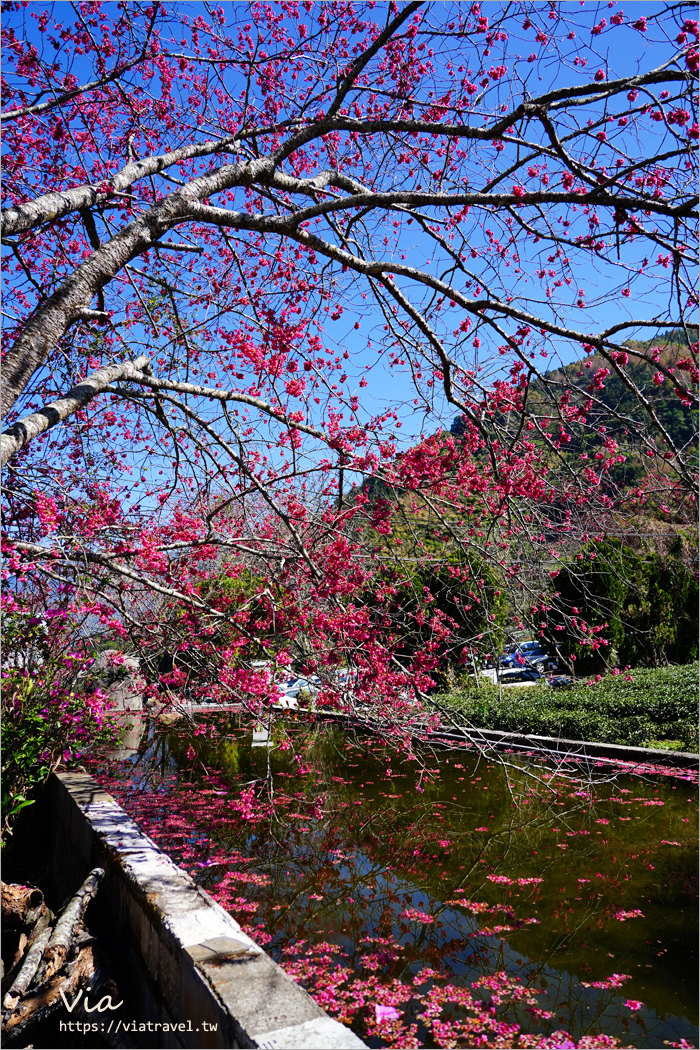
[[1, 1, 697, 712]]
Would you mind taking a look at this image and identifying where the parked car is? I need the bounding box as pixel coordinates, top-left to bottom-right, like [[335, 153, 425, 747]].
[[500, 640, 558, 674], [273, 675, 321, 709]]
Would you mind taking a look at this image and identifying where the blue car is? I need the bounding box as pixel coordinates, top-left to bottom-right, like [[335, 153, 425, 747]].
[[500, 640, 558, 674]]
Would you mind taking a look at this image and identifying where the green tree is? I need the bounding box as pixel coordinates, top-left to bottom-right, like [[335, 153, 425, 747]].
[[362, 552, 507, 691], [551, 539, 698, 673]]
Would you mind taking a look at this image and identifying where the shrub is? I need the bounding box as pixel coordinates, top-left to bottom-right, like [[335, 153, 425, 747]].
[[434, 663, 698, 751], [1, 604, 118, 842]]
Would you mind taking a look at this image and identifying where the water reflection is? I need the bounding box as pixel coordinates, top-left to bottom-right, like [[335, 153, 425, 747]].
[[107, 710, 145, 760], [93, 716, 698, 1049]]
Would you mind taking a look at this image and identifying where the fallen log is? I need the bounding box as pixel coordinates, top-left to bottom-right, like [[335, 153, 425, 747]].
[[2, 945, 95, 1040], [2, 928, 52, 1013], [1, 886, 44, 930], [2, 869, 120, 1044], [30, 868, 104, 988], [2, 901, 54, 999]]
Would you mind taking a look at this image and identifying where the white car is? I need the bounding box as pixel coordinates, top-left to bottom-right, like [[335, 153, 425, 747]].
[[273, 675, 321, 709]]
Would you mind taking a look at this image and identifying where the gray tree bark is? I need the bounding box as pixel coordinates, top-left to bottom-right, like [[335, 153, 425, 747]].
[[1, 356, 150, 466]]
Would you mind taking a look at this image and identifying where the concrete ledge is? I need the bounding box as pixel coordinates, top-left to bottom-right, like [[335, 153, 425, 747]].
[[425, 726, 699, 769], [49, 773, 366, 1050]]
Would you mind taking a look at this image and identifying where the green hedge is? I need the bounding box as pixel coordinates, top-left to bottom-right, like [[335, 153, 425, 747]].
[[433, 663, 699, 752]]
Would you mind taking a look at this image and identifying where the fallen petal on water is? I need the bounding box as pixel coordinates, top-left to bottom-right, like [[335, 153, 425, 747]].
[[375, 1004, 401, 1023]]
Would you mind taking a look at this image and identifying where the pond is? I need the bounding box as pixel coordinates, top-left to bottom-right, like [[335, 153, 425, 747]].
[[92, 715, 698, 1050]]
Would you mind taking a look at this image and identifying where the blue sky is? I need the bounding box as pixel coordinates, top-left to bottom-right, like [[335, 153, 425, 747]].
[[2, 1, 694, 513]]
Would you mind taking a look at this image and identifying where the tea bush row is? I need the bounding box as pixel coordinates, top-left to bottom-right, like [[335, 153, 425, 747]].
[[435, 663, 699, 752]]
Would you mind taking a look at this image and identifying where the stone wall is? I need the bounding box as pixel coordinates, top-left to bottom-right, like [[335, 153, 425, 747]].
[[49, 772, 366, 1050]]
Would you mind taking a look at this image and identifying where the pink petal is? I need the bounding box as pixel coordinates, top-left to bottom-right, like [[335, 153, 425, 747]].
[[375, 1004, 401, 1022]]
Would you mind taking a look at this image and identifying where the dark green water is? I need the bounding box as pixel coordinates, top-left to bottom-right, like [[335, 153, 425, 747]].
[[96, 716, 698, 1049]]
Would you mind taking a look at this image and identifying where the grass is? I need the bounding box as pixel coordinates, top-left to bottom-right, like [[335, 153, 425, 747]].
[[433, 662, 699, 753]]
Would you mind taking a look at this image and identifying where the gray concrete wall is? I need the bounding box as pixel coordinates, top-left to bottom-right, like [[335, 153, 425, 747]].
[[49, 773, 366, 1050], [426, 726, 700, 768]]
